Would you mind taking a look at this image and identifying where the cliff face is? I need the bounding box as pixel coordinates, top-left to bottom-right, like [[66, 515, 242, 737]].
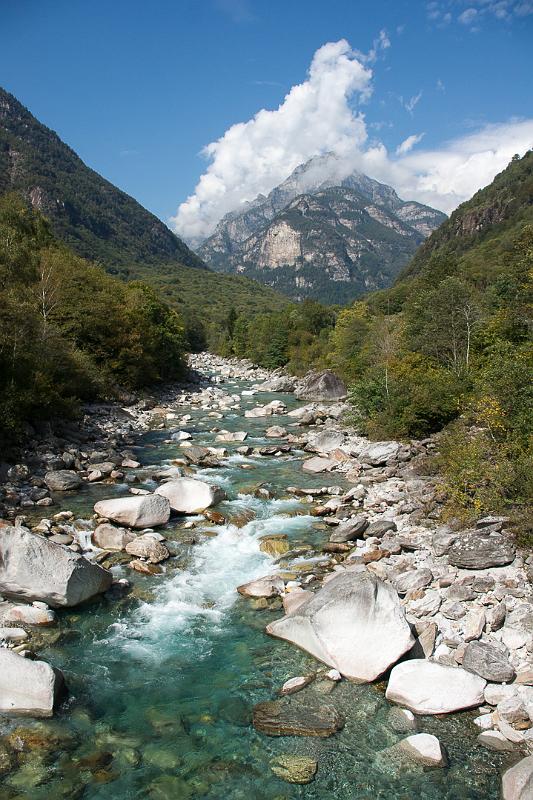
[[198, 155, 446, 303]]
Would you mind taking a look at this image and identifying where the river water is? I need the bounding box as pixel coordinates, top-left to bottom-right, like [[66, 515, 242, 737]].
[[0, 371, 505, 799]]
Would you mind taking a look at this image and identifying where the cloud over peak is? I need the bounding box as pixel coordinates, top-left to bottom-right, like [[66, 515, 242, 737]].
[[171, 40, 373, 241]]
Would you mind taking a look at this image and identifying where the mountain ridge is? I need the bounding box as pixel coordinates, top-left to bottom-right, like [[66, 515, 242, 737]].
[[198, 154, 446, 303]]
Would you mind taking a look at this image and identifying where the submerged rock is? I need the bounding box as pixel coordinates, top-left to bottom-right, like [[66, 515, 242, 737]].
[[386, 660, 486, 715], [270, 754, 317, 784], [94, 495, 170, 529], [0, 649, 65, 717], [266, 571, 414, 682], [253, 696, 344, 737], [0, 526, 112, 607], [382, 733, 448, 768], [155, 478, 226, 514]]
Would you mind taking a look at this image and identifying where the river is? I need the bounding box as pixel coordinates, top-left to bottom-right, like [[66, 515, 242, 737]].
[[0, 365, 505, 799]]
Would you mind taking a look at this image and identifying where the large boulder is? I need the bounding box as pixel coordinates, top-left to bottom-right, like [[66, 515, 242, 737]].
[[155, 478, 226, 514], [329, 515, 368, 543], [125, 535, 169, 564], [0, 526, 112, 607], [94, 494, 170, 528], [44, 470, 82, 492], [0, 649, 65, 717], [266, 571, 414, 682], [359, 442, 402, 466], [302, 456, 337, 474], [386, 660, 486, 715], [237, 575, 285, 598], [295, 370, 347, 402], [448, 530, 515, 569], [502, 755, 533, 800], [306, 430, 345, 454]]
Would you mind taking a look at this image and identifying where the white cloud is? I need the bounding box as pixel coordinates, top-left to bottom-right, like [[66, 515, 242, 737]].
[[459, 8, 478, 23], [396, 133, 425, 155], [171, 39, 533, 241], [171, 40, 372, 240], [402, 90, 423, 114]]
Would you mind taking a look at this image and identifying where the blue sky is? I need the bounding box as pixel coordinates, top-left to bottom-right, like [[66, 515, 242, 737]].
[[1, 0, 532, 239]]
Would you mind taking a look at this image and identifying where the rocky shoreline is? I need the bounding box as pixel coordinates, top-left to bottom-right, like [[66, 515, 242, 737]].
[[0, 352, 532, 797]]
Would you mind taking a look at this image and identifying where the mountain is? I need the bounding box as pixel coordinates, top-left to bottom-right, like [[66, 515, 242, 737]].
[[0, 87, 290, 346], [0, 86, 204, 272], [198, 154, 447, 304]]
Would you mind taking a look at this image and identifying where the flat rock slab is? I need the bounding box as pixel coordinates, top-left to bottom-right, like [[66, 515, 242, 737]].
[[0, 649, 65, 718], [302, 457, 337, 474], [448, 531, 515, 569], [253, 697, 344, 737], [386, 660, 486, 715], [267, 571, 414, 682]]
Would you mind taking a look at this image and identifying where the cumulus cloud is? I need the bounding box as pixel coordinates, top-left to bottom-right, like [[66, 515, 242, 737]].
[[171, 40, 373, 241], [171, 39, 533, 241]]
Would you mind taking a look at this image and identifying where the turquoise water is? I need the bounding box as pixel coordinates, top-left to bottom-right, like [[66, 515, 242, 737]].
[[0, 377, 507, 799]]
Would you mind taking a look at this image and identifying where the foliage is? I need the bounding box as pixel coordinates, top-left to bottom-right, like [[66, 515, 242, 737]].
[[327, 151, 533, 522], [0, 194, 186, 448]]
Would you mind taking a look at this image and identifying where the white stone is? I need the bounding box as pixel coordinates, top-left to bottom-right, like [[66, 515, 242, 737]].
[[502, 754, 533, 799], [237, 575, 284, 598], [302, 456, 337, 474], [94, 495, 170, 529], [280, 675, 314, 695], [386, 661, 486, 715], [397, 733, 447, 767], [266, 572, 414, 683], [155, 478, 226, 514], [0, 627, 28, 641], [0, 648, 64, 717]]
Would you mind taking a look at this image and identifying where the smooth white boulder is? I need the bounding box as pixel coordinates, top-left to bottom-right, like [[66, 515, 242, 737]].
[[0, 526, 112, 608], [155, 478, 226, 514], [386, 660, 486, 715], [94, 494, 170, 528], [0, 649, 65, 717], [216, 431, 247, 442], [302, 456, 337, 474], [266, 572, 414, 682], [502, 755, 533, 799], [306, 430, 345, 453]]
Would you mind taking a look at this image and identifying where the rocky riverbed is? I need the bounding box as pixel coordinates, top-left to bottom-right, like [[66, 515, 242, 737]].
[[0, 352, 532, 799]]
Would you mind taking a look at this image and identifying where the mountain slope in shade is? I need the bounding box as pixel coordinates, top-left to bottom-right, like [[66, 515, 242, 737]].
[[0, 86, 205, 272], [198, 154, 447, 304]]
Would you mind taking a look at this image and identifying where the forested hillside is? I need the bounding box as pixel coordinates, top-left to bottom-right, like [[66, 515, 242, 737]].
[[223, 152, 532, 526], [0, 194, 187, 448]]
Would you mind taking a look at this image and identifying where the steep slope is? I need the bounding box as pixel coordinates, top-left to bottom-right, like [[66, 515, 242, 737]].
[[199, 154, 446, 303], [0, 87, 289, 345], [0, 86, 204, 272], [398, 149, 533, 283]]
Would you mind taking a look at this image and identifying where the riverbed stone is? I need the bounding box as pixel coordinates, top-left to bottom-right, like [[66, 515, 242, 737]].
[[44, 470, 82, 492], [1, 603, 56, 626], [0, 649, 65, 717], [395, 568, 432, 595], [237, 575, 285, 598], [270, 754, 317, 784], [253, 696, 344, 737], [94, 495, 170, 529], [0, 525, 112, 607], [462, 641, 516, 683], [267, 571, 414, 682], [502, 754, 533, 800], [302, 456, 337, 474], [384, 733, 448, 768], [329, 515, 368, 543], [125, 535, 170, 564], [92, 523, 135, 551], [448, 530, 515, 569], [386, 660, 486, 714], [155, 478, 226, 514]]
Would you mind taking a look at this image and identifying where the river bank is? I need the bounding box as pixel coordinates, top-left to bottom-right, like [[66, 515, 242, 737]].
[[0, 353, 532, 799]]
